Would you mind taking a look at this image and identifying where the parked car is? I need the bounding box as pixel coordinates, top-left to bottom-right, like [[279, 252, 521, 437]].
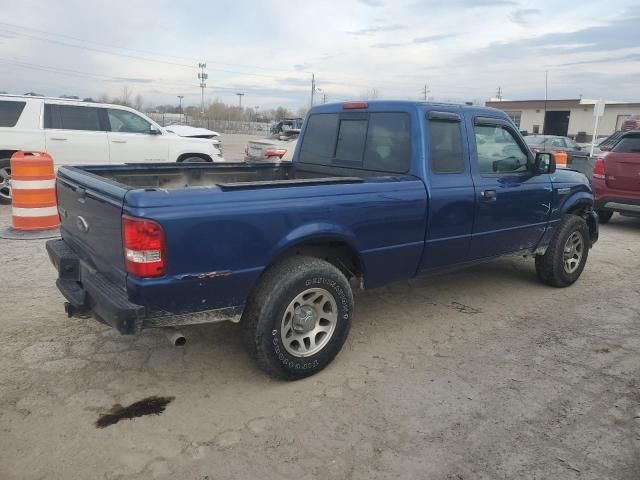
[[270, 118, 303, 134], [524, 135, 589, 163], [0, 95, 223, 204], [592, 130, 640, 223], [245, 129, 300, 161], [46, 101, 598, 380]]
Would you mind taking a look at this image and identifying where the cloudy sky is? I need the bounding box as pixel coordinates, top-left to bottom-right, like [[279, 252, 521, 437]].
[[0, 0, 638, 109]]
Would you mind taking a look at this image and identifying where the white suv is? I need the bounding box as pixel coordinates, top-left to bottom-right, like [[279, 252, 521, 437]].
[[0, 95, 223, 203]]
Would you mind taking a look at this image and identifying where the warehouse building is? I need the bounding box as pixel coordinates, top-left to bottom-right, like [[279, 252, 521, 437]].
[[485, 99, 640, 141]]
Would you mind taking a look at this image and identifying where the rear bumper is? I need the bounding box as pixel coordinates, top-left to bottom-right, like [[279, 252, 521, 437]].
[[46, 238, 242, 334]]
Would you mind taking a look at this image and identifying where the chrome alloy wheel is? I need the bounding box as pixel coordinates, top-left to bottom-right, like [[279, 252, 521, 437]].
[[563, 231, 584, 274], [0, 165, 11, 202], [280, 288, 338, 357]]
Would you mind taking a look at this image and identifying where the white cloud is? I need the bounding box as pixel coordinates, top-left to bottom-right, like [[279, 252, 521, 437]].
[[0, 0, 637, 107]]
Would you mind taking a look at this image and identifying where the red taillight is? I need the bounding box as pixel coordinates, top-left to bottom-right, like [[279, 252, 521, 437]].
[[122, 215, 166, 277], [342, 101, 368, 110], [264, 148, 287, 158], [593, 158, 606, 179]]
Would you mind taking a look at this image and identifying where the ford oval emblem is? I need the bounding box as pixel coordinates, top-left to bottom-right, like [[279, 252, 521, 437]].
[[76, 216, 89, 233]]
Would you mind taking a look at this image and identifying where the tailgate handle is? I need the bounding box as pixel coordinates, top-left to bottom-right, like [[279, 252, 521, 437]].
[[76, 186, 86, 203]]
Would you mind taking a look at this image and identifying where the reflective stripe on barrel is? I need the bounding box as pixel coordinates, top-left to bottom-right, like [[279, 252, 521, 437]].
[[10, 151, 60, 231]]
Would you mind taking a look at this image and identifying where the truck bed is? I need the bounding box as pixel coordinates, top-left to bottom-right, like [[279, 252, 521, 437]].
[[75, 162, 364, 191]]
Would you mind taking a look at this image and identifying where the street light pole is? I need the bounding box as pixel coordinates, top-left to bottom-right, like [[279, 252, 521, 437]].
[[177, 95, 184, 123]]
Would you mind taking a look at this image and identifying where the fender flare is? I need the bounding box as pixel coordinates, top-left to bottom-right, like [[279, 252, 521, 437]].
[[266, 222, 363, 273]]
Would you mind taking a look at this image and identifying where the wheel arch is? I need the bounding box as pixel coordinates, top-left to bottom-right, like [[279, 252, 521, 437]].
[[176, 153, 213, 163], [264, 224, 364, 285]]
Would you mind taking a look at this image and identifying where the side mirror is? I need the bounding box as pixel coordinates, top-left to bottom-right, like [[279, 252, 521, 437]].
[[149, 125, 161, 135], [599, 145, 611, 152], [534, 152, 556, 174]]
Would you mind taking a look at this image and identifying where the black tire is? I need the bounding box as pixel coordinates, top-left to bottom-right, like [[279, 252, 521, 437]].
[[242, 255, 354, 380], [597, 209, 613, 224], [0, 158, 11, 205], [535, 215, 590, 287], [178, 154, 210, 163]]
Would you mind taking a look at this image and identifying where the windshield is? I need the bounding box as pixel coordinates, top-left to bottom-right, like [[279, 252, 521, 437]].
[[524, 136, 547, 145]]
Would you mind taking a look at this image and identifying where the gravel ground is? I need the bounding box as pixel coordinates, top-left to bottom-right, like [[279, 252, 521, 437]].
[[0, 204, 638, 480]]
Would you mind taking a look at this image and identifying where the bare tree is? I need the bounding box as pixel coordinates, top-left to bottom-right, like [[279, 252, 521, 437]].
[[360, 88, 380, 100], [134, 94, 144, 111]]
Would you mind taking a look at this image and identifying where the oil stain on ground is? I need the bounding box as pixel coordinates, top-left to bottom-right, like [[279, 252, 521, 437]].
[[95, 396, 174, 428]]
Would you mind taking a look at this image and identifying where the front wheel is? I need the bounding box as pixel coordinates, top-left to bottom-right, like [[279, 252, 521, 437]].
[[535, 215, 590, 287], [0, 159, 11, 205], [242, 256, 354, 380]]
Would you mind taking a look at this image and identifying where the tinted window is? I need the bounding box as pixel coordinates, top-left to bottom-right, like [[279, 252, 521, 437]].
[[108, 109, 152, 134], [0, 101, 26, 127], [44, 104, 102, 131], [299, 112, 410, 173], [613, 135, 640, 153], [335, 119, 367, 163], [428, 119, 464, 173], [299, 114, 339, 164], [364, 113, 411, 173], [474, 125, 528, 174]]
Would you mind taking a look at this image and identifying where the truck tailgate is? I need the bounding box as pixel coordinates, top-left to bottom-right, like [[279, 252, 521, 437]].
[[56, 167, 128, 285]]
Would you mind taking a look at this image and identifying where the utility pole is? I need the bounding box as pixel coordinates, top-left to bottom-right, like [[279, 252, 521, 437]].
[[496, 86, 503, 101], [323, 93, 327, 104], [177, 95, 184, 123], [197, 63, 208, 119], [422, 84, 430, 102], [310, 73, 315, 108], [236, 93, 245, 107]]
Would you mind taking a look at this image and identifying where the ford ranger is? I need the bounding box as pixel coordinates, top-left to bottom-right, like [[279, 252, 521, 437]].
[[46, 101, 599, 379]]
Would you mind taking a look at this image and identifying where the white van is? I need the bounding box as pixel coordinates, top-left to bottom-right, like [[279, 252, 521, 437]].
[[0, 95, 223, 203]]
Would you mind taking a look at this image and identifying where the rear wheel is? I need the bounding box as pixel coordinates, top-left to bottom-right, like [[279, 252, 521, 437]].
[[0, 159, 11, 205], [596, 209, 613, 224], [535, 215, 590, 287], [242, 255, 354, 380]]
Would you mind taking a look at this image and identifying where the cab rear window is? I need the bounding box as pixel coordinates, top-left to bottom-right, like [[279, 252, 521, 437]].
[[299, 112, 411, 173], [612, 135, 640, 153], [0, 101, 26, 127]]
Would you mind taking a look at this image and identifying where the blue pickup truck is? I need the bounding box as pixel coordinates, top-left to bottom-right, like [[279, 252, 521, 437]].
[[46, 101, 598, 379]]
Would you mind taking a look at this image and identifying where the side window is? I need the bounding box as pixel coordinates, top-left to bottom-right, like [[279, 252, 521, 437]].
[[428, 118, 465, 174], [474, 125, 529, 174], [364, 113, 411, 173], [44, 104, 102, 131], [335, 119, 368, 163], [107, 109, 152, 134], [298, 114, 339, 164], [0, 101, 26, 127]]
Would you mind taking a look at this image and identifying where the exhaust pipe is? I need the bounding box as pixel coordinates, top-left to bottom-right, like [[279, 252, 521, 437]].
[[165, 329, 186, 347]]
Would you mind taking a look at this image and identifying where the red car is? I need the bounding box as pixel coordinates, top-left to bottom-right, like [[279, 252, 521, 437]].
[[593, 130, 640, 223]]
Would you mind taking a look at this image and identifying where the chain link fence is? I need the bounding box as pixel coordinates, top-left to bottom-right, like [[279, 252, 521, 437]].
[[147, 112, 270, 135]]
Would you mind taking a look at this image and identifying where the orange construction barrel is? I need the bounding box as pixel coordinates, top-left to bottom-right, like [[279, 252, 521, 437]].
[[551, 150, 568, 168], [10, 151, 60, 231]]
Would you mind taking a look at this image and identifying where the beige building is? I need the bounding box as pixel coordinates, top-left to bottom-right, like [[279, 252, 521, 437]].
[[485, 99, 640, 141]]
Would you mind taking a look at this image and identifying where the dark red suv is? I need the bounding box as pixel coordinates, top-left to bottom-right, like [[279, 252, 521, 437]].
[[593, 131, 640, 223]]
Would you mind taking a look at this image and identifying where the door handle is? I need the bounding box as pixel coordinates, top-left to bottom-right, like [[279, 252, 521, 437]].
[[111, 140, 127, 144], [481, 189, 497, 200], [50, 137, 67, 141]]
